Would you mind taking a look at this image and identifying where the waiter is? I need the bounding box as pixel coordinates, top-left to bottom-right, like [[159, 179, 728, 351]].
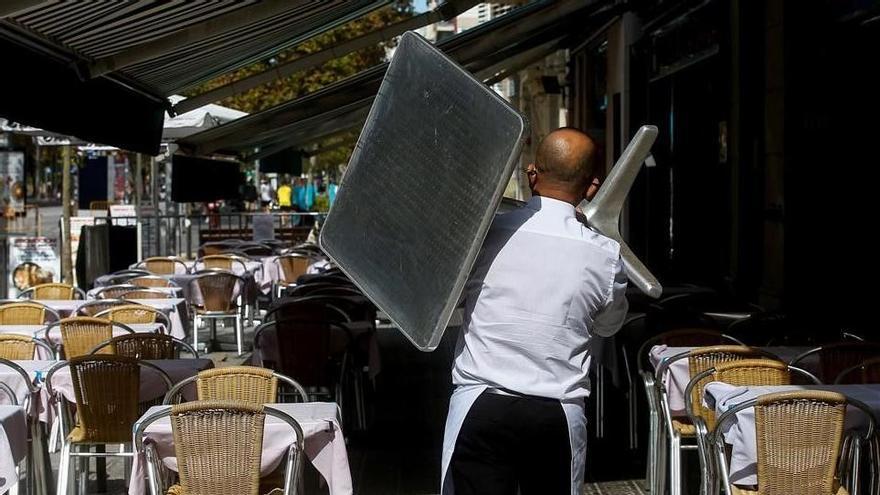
[[441, 127, 629, 495]]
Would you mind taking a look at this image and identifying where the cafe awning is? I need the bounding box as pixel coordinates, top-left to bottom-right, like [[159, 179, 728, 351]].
[[0, 1, 390, 154]]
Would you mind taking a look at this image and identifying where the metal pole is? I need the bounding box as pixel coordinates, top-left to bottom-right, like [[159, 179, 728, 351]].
[[61, 145, 73, 284]]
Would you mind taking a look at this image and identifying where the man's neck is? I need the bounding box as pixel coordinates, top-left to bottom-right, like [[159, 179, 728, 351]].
[[531, 189, 581, 207]]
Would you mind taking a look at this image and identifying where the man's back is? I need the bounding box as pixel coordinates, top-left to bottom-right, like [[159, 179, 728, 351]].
[[452, 195, 627, 400]]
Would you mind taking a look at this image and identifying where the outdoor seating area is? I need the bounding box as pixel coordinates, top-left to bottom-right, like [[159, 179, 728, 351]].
[[0, 240, 366, 495]]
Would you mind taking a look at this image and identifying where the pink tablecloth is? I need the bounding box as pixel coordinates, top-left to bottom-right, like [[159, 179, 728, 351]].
[[129, 402, 352, 495], [0, 360, 55, 422], [0, 405, 27, 493]]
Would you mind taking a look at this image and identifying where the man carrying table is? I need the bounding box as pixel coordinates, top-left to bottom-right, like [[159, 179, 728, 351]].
[[442, 127, 629, 495]]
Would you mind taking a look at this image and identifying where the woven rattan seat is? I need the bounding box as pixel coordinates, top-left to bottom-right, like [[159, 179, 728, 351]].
[[137, 257, 188, 275], [123, 289, 174, 300], [51, 316, 133, 359], [168, 400, 266, 495], [76, 298, 134, 316], [0, 301, 54, 324], [30, 283, 82, 300], [91, 333, 196, 360], [0, 334, 35, 360], [130, 276, 177, 288], [196, 366, 277, 404], [94, 284, 139, 299], [66, 355, 141, 443], [95, 304, 170, 332]]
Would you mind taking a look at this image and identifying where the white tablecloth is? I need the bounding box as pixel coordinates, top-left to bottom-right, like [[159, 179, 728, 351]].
[[129, 402, 352, 495], [704, 383, 880, 486], [0, 405, 26, 493], [649, 345, 809, 416], [0, 360, 55, 421]]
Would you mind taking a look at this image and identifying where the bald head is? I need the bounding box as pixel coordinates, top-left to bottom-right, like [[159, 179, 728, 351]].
[[534, 128, 598, 192]]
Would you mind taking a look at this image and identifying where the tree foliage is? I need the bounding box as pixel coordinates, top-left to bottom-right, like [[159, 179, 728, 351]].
[[184, 2, 413, 115]]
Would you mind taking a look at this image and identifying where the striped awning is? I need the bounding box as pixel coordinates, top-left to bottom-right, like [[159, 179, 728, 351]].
[[0, 0, 389, 153]]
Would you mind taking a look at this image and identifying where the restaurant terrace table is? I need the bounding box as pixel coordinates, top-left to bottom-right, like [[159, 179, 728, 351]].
[[129, 402, 352, 495], [0, 405, 26, 494], [704, 382, 880, 486], [649, 345, 811, 416], [0, 360, 55, 418]]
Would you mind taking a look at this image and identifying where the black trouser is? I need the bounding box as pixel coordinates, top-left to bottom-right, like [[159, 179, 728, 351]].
[[451, 391, 571, 495]]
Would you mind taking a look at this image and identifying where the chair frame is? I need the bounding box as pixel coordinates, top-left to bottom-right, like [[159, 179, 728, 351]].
[[134, 257, 189, 275], [93, 305, 172, 333], [18, 283, 87, 300], [684, 360, 822, 495], [0, 301, 62, 325], [0, 333, 55, 360], [92, 284, 140, 300], [134, 400, 305, 495], [89, 334, 198, 359], [162, 368, 308, 405], [272, 253, 314, 299], [190, 271, 245, 355], [45, 357, 173, 495], [789, 342, 880, 383], [74, 299, 140, 317], [191, 255, 250, 275], [42, 318, 136, 359], [655, 345, 776, 495], [835, 356, 880, 384], [637, 329, 745, 495], [100, 270, 151, 286], [709, 391, 876, 495]]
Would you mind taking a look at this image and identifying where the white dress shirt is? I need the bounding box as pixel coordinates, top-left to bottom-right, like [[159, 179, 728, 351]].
[[451, 195, 629, 400]]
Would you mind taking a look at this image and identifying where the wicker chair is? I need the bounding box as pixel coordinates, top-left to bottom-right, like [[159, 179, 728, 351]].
[[637, 328, 745, 495], [95, 304, 172, 332], [76, 298, 135, 317], [43, 317, 135, 359], [0, 333, 54, 360], [90, 333, 198, 360], [130, 276, 178, 288], [163, 366, 308, 405], [19, 283, 85, 300], [93, 284, 139, 299], [0, 301, 60, 325], [684, 359, 820, 495], [134, 400, 305, 495], [656, 345, 776, 495], [47, 355, 172, 494], [711, 390, 873, 495], [790, 342, 880, 384], [122, 288, 174, 300], [101, 269, 151, 286], [191, 271, 244, 355], [272, 254, 313, 298], [135, 257, 189, 275], [834, 356, 880, 384], [193, 255, 249, 274]]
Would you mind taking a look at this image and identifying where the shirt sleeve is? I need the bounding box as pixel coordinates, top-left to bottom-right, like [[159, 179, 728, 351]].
[[592, 255, 629, 337]]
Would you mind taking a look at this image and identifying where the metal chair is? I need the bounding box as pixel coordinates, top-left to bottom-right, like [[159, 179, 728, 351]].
[[122, 288, 175, 300], [90, 333, 198, 360], [789, 342, 880, 384], [92, 284, 139, 300], [47, 355, 172, 494], [656, 345, 773, 495], [134, 400, 305, 495], [129, 276, 179, 288], [134, 257, 189, 275], [163, 366, 308, 405], [192, 254, 249, 274], [75, 299, 136, 317], [99, 269, 151, 286], [190, 271, 245, 355], [637, 328, 745, 494], [0, 333, 54, 360], [834, 356, 880, 384], [94, 304, 172, 333], [710, 390, 874, 495], [253, 318, 351, 406], [272, 254, 313, 298], [43, 317, 135, 359], [18, 283, 86, 300], [684, 359, 821, 495], [0, 301, 61, 325]]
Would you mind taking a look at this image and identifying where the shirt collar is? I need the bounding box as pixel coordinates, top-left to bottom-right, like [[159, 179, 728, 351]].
[[525, 195, 577, 217]]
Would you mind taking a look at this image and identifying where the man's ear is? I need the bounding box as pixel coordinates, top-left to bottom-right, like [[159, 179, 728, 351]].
[[585, 177, 600, 201]]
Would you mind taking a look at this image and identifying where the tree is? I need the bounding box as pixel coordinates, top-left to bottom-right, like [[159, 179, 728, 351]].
[[184, 2, 413, 114]]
